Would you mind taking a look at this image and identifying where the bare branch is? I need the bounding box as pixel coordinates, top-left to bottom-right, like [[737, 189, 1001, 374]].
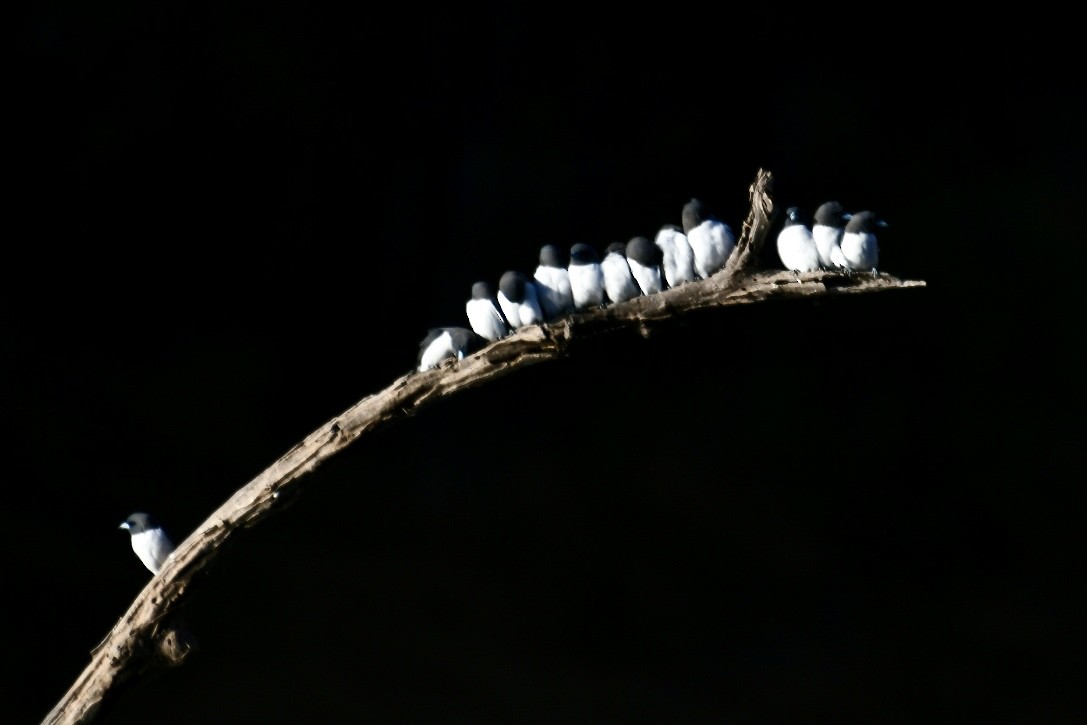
[[42, 169, 925, 724]]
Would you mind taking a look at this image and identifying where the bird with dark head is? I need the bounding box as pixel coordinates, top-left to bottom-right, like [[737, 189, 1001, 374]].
[[776, 206, 820, 274], [681, 198, 736, 279], [568, 243, 606, 309], [839, 210, 887, 272], [625, 235, 664, 295], [120, 512, 174, 575], [812, 200, 852, 269], [465, 281, 509, 342], [417, 327, 487, 372], [533, 244, 575, 320], [601, 242, 641, 304], [496, 270, 544, 329], [654, 223, 696, 289]]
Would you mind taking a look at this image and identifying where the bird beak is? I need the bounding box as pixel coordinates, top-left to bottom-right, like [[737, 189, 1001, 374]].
[[119, 522, 130, 530]]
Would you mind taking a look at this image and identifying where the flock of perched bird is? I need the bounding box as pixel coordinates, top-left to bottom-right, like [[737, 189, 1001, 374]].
[[417, 198, 887, 371], [118, 197, 886, 577], [776, 201, 886, 275]]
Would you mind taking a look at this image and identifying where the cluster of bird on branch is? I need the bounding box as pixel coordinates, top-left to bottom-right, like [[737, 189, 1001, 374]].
[[417, 197, 887, 371], [116, 198, 887, 575]]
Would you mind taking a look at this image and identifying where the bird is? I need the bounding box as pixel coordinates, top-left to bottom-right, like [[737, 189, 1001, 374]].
[[600, 242, 642, 304], [465, 281, 509, 342], [496, 270, 544, 329], [681, 198, 736, 279], [568, 243, 606, 309], [654, 224, 697, 289], [625, 235, 664, 295], [838, 210, 886, 272], [812, 201, 852, 269], [776, 206, 821, 274], [120, 512, 175, 575], [533, 244, 575, 320], [418, 327, 487, 372]]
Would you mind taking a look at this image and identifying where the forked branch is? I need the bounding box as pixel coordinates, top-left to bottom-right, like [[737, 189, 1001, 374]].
[[43, 168, 925, 724]]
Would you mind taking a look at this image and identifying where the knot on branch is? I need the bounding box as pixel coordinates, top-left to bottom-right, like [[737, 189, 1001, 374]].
[[157, 625, 199, 667]]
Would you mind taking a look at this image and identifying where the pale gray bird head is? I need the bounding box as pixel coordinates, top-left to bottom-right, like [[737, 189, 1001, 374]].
[[120, 512, 175, 575]]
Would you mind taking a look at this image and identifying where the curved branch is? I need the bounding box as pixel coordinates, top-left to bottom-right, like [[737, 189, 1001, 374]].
[[42, 169, 926, 724]]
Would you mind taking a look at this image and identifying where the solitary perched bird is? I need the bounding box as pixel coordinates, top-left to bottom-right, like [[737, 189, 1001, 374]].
[[812, 201, 852, 269], [601, 242, 641, 304], [654, 224, 696, 289], [681, 198, 736, 279], [465, 281, 508, 342], [418, 327, 487, 371], [497, 270, 544, 329], [533, 244, 575, 320], [838, 211, 886, 272], [625, 235, 664, 295], [776, 206, 821, 274], [568, 243, 606, 309], [120, 512, 175, 575]]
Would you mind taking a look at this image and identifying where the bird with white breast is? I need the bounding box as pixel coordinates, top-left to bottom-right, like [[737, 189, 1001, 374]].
[[120, 512, 175, 575]]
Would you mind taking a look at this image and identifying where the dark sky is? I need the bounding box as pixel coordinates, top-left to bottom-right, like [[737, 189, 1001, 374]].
[[7, 3, 1083, 723]]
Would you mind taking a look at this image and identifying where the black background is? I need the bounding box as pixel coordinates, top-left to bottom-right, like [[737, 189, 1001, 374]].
[[7, 3, 1082, 722]]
